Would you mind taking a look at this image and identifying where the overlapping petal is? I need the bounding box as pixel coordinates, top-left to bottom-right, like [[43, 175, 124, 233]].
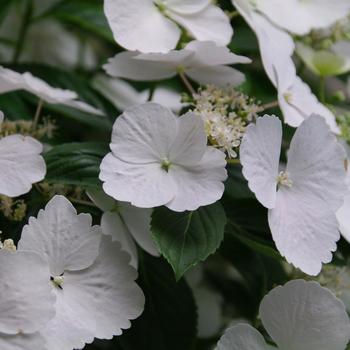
[[0, 134, 46, 197], [19, 195, 101, 276]]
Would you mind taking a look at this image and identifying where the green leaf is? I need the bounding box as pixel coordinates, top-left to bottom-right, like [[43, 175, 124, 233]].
[[152, 202, 227, 280], [86, 254, 197, 350], [47, 0, 114, 42], [44, 142, 109, 188]]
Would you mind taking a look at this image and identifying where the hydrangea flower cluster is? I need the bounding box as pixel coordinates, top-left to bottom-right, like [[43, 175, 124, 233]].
[[192, 85, 260, 158], [0, 0, 350, 349]]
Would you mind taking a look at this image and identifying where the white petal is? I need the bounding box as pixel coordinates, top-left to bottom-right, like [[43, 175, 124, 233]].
[[92, 75, 148, 111], [0, 250, 55, 334], [119, 202, 159, 257], [255, 0, 350, 35], [232, 1, 295, 90], [215, 324, 267, 350], [240, 116, 281, 209], [268, 188, 340, 275], [0, 67, 102, 115], [186, 66, 245, 87], [0, 333, 47, 350], [0, 134, 46, 197], [109, 103, 179, 163], [88, 189, 157, 260], [193, 287, 223, 338], [260, 280, 350, 350], [286, 115, 346, 211], [278, 77, 339, 133], [337, 191, 350, 243], [168, 5, 233, 46], [169, 111, 207, 166], [166, 147, 227, 212], [104, 0, 180, 53], [185, 40, 251, 66], [41, 236, 145, 350], [19, 195, 101, 276], [101, 211, 139, 268], [100, 154, 177, 208], [151, 87, 184, 113], [103, 51, 182, 81], [165, 0, 210, 14]]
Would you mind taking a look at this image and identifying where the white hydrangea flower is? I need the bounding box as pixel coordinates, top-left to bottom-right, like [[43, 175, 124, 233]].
[[232, 0, 339, 133], [216, 280, 350, 350], [100, 103, 227, 212], [92, 74, 185, 113], [240, 115, 347, 275], [0, 111, 46, 197], [18, 195, 145, 350], [87, 189, 159, 268], [104, 0, 233, 53], [254, 0, 350, 36], [0, 248, 56, 350], [0, 67, 103, 115], [103, 40, 251, 88]]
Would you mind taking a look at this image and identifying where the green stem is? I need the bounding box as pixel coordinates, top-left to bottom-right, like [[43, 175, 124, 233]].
[[226, 158, 240, 165], [12, 0, 33, 63], [32, 99, 44, 130]]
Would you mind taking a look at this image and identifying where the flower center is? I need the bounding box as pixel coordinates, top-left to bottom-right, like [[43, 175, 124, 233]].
[[161, 158, 171, 172], [0, 239, 16, 251], [51, 275, 64, 289], [277, 171, 293, 188], [283, 92, 293, 103], [154, 0, 167, 13]]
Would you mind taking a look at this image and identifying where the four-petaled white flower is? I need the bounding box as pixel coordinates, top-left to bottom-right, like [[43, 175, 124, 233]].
[[0, 67, 104, 115], [87, 189, 159, 268], [215, 280, 350, 350], [0, 248, 56, 350], [17, 195, 145, 350], [0, 111, 46, 197], [231, 0, 339, 133], [104, 0, 233, 53], [100, 102, 227, 212], [253, 0, 350, 35], [104, 40, 251, 88], [240, 115, 347, 275]]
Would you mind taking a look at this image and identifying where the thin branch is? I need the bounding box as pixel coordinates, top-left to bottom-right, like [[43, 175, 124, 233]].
[[32, 99, 44, 130], [258, 100, 279, 112], [178, 72, 196, 95]]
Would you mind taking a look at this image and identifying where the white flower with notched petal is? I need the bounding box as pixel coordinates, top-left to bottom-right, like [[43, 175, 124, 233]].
[[104, 0, 233, 53], [254, 0, 350, 36], [216, 280, 350, 350], [100, 103, 227, 212], [240, 115, 347, 275], [0, 111, 46, 197], [0, 247, 56, 350], [104, 40, 251, 88], [0, 67, 103, 115], [18, 195, 145, 350], [87, 189, 159, 268], [232, 0, 339, 133]]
